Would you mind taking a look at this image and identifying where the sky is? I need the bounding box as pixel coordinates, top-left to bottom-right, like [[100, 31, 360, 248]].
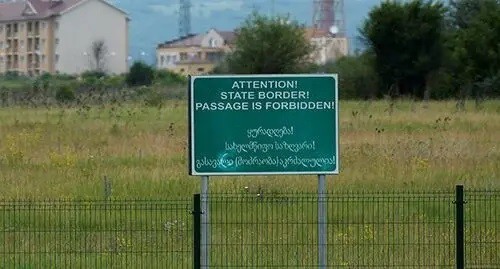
[[108, 0, 382, 64]]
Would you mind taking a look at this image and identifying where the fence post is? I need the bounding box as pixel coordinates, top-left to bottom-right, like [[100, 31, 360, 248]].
[[318, 174, 327, 268], [193, 194, 201, 269], [201, 176, 210, 268], [455, 185, 465, 269]]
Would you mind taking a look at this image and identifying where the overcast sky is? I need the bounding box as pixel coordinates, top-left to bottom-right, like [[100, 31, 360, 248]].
[[108, 0, 382, 63]]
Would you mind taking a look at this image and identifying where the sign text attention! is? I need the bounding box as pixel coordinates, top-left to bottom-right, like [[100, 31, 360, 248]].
[[189, 74, 339, 175]]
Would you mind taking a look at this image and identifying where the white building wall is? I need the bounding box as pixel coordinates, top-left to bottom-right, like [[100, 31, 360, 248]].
[[55, 0, 128, 74], [200, 29, 224, 48], [311, 36, 349, 64], [157, 51, 179, 69]]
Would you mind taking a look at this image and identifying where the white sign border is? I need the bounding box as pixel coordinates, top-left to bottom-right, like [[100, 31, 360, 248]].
[[189, 73, 339, 176]]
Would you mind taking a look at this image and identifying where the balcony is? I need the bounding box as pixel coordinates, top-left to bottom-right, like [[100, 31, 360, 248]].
[[28, 30, 40, 37], [29, 62, 40, 69], [6, 63, 19, 70], [27, 22, 40, 36], [5, 47, 19, 54], [6, 31, 20, 39]]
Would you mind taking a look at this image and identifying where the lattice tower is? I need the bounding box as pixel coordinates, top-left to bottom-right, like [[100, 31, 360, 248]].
[[178, 0, 191, 37], [312, 0, 346, 37]]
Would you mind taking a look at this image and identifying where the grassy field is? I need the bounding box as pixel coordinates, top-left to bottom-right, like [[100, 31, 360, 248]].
[[0, 100, 499, 199], [0, 99, 498, 268], [1, 191, 497, 268]]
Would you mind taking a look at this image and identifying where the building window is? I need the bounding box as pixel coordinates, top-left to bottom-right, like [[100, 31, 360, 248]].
[[160, 55, 164, 65], [20, 23, 24, 31], [41, 55, 45, 63], [180, 68, 185, 72], [55, 54, 59, 63], [55, 38, 59, 45], [41, 22, 46, 29], [209, 38, 217, 47], [180, 52, 187, 60], [197, 67, 204, 72]]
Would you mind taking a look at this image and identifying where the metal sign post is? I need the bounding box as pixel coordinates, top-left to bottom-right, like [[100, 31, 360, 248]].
[[189, 74, 339, 269], [318, 174, 327, 268], [201, 176, 210, 268]]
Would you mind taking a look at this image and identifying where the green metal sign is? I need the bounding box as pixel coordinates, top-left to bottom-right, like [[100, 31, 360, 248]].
[[189, 74, 339, 176]]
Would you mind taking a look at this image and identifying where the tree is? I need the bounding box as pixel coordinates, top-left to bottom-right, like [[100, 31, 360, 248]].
[[90, 40, 108, 73], [360, 0, 446, 99], [449, 0, 500, 101], [226, 13, 314, 74], [320, 52, 378, 99], [126, 61, 154, 87], [448, 0, 483, 29]]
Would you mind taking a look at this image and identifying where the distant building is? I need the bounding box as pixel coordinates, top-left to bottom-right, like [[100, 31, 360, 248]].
[[304, 27, 349, 64], [156, 28, 235, 76], [0, 0, 129, 76]]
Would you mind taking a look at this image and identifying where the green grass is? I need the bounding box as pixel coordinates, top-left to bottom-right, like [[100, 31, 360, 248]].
[[0, 191, 497, 268], [0, 100, 499, 199], [0, 199, 192, 269]]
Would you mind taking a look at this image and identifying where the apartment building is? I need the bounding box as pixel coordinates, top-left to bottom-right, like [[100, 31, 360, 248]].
[[305, 27, 349, 64], [156, 28, 235, 76], [0, 0, 128, 76]]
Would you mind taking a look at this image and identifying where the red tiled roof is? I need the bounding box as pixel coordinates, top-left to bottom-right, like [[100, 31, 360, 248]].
[[158, 33, 205, 48], [32, 0, 83, 15], [0, 1, 35, 21], [0, 0, 124, 22], [158, 29, 237, 49], [217, 31, 236, 44]]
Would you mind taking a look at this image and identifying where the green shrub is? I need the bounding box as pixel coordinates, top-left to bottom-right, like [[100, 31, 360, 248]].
[[81, 70, 107, 80], [3, 71, 21, 80], [126, 62, 154, 87], [55, 85, 75, 102], [154, 69, 186, 85], [102, 75, 126, 89], [319, 53, 379, 99], [143, 87, 164, 108]]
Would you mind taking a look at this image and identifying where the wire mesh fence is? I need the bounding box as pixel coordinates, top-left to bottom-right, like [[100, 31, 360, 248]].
[[465, 190, 500, 269], [205, 189, 498, 268], [0, 199, 192, 269], [327, 191, 456, 268], [0, 188, 498, 268]]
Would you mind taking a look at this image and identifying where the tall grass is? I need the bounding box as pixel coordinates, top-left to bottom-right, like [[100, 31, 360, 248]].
[[0, 100, 499, 199]]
